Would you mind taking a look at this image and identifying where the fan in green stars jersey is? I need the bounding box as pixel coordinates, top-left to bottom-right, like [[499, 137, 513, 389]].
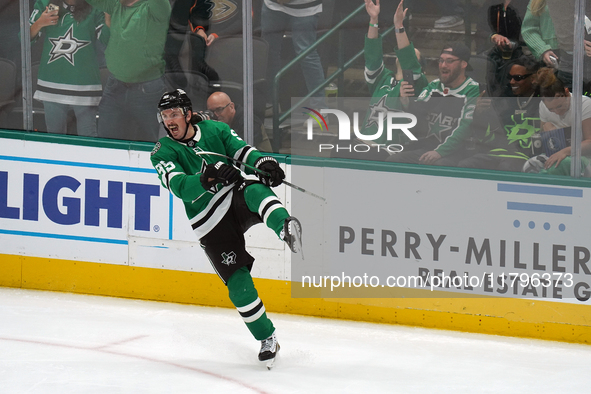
[[361, 0, 427, 148], [385, 13, 481, 166]]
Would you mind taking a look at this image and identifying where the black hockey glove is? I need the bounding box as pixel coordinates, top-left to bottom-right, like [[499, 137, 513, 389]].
[[254, 156, 285, 187], [200, 162, 241, 190]]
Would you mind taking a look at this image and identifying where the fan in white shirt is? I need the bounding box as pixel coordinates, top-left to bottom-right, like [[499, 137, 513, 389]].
[[537, 67, 591, 172]]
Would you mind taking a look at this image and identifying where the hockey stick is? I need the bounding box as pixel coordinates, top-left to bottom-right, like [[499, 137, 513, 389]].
[[193, 150, 327, 202]]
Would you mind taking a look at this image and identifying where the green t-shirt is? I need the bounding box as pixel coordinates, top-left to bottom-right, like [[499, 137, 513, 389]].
[[85, 0, 171, 83]]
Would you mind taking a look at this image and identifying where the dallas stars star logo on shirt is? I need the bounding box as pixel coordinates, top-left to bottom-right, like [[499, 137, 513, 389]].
[[504, 113, 540, 149], [365, 95, 394, 128], [47, 25, 91, 66], [221, 251, 237, 266], [426, 112, 455, 142]]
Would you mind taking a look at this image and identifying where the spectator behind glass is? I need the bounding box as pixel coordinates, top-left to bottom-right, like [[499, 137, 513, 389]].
[[521, 0, 558, 67], [387, 42, 480, 167], [458, 55, 542, 171], [164, 0, 220, 89], [358, 0, 427, 149], [207, 91, 273, 152], [261, 0, 326, 111], [538, 0, 591, 90], [433, 0, 464, 29], [84, 0, 171, 142], [523, 67, 591, 175], [475, 0, 529, 97], [28, 0, 109, 137]]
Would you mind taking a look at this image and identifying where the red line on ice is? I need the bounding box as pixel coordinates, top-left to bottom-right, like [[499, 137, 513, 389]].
[[0, 336, 270, 394]]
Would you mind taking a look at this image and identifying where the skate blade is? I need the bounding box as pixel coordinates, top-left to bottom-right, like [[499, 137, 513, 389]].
[[265, 356, 277, 370], [290, 221, 304, 260], [261, 344, 279, 370]]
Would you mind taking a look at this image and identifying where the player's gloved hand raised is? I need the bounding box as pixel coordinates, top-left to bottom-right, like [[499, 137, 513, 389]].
[[200, 161, 241, 190], [254, 156, 285, 187]]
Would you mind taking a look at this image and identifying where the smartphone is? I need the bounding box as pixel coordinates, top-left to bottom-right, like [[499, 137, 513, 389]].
[[47, 3, 59, 12], [549, 55, 559, 69], [402, 69, 414, 89]]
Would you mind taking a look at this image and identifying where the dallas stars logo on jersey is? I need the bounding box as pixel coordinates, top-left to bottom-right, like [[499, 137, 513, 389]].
[[427, 111, 459, 143], [504, 113, 540, 150], [423, 91, 466, 142], [365, 95, 395, 129], [48, 25, 91, 66], [415, 78, 479, 149], [221, 251, 237, 266]]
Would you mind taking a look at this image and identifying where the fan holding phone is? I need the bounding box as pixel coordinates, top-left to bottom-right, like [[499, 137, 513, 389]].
[[359, 0, 427, 149]]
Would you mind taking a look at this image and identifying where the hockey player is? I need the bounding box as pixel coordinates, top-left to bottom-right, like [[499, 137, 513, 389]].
[[150, 89, 302, 368]]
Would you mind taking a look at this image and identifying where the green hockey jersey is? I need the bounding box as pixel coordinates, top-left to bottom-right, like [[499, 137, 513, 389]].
[[361, 37, 427, 145], [29, 0, 110, 106], [414, 77, 480, 157], [150, 120, 264, 238], [476, 96, 541, 161]]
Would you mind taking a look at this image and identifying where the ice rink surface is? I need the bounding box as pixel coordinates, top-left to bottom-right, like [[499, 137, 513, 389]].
[[1, 287, 590, 394]]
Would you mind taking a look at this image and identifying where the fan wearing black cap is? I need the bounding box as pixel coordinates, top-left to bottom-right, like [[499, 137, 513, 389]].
[[388, 41, 481, 166]]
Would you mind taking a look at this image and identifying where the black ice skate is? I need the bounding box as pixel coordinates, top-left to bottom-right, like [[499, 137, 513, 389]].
[[282, 216, 303, 258], [259, 331, 280, 370]]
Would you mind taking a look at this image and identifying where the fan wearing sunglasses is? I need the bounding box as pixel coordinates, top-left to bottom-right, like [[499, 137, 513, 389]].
[[458, 55, 542, 171]]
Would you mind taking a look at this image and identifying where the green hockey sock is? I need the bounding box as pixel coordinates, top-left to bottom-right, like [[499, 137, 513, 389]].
[[244, 183, 289, 238], [227, 267, 275, 341]]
